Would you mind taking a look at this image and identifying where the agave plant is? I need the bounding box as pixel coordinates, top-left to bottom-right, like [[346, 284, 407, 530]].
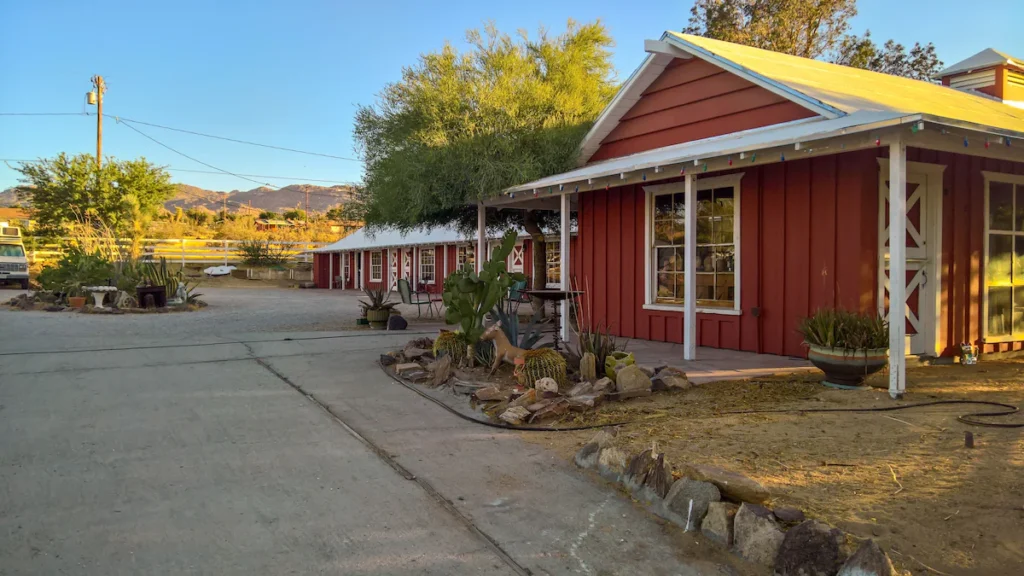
[[798, 309, 888, 351], [359, 286, 399, 312], [490, 306, 551, 350]]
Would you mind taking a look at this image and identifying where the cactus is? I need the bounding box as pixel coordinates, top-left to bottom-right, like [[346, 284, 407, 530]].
[[580, 352, 597, 382], [433, 330, 466, 364], [520, 348, 567, 389]]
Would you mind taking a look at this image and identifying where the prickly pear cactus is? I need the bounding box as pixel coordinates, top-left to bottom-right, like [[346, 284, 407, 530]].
[[520, 349, 567, 389], [580, 352, 597, 382], [604, 351, 635, 382], [433, 331, 465, 364]]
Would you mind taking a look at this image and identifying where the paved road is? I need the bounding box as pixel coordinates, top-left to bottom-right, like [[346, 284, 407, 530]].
[[0, 289, 732, 575]]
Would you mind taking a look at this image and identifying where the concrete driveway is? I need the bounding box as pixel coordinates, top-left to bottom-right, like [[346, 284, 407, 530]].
[[0, 288, 731, 575]]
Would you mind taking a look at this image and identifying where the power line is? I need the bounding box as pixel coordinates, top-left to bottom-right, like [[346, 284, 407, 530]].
[[0, 112, 87, 116]]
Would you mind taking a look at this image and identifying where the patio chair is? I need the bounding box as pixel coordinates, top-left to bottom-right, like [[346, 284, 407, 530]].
[[397, 278, 439, 318], [506, 279, 531, 316]]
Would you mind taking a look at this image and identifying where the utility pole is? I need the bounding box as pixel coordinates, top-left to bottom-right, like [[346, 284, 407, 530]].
[[87, 76, 106, 168], [305, 189, 310, 224]]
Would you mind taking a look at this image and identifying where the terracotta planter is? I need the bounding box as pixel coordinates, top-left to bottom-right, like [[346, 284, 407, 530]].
[[365, 308, 391, 330], [806, 344, 888, 389], [67, 296, 86, 309]]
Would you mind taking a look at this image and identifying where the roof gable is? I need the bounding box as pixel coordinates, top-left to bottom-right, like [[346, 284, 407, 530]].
[[940, 48, 1021, 77]]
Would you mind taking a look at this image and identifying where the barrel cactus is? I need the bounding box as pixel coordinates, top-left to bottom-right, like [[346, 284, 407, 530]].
[[580, 352, 597, 382], [433, 330, 465, 364], [520, 349, 567, 389]]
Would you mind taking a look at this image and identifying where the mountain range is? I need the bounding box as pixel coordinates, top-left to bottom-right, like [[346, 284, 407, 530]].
[[0, 183, 357, 215]]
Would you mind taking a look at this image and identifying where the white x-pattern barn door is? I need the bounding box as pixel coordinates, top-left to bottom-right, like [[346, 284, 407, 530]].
[[878, 159, 945, 356], [509, 243, 525, 273], [389, 249, 399, 291]]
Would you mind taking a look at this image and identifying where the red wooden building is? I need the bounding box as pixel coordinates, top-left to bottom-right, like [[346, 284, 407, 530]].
[[487, 34, 1024, 398]]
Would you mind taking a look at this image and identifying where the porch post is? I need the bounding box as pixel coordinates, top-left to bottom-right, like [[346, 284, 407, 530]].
[[560, 192, 571, 341], [683, 173, 697, 361], [888, 138, 907, 399], [358, 251, 363, 290], [477, 203, 486, 273], [328, 252, 333, 290], [442, 244, 448, 281]]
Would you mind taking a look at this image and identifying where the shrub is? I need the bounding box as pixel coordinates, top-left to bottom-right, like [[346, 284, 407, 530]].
[[237, 239, 288, 266], [442, 230, 526, 344], [37, 247, 113, 297], [433, 330, 466, 363], [140, 257, 200, 302], [798, 309, 888, 351]]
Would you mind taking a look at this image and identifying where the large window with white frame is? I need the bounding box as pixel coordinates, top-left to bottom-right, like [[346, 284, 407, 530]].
[[342, 254, 350, 283], [370, 251, 383, 282], [647, 175, 740, 311], [984, 173, 1024, 340], [545, 241, 561, 288], [457, 245, 475, 272], [419, 248, 436, 284]]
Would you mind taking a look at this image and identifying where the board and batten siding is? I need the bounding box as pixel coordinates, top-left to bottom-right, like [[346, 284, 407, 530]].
[[588, 58, 817, 163]]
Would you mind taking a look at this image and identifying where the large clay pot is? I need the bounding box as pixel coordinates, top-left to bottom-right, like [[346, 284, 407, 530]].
[[365, 308, 391, 330], [604, 351, 636, 382], [67, 296, 86, 309], [806, 344, 888, 389]]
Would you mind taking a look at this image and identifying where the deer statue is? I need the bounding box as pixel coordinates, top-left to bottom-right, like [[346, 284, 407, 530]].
[[480, 322, 527, 375]]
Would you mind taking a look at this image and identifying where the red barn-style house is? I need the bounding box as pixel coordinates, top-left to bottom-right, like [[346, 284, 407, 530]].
[[312, 226, 576, 294], [483, 33, 1024, 399]]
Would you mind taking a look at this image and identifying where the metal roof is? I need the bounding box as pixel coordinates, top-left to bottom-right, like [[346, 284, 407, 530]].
[[313, 226, 469, 253], [938, 48, 1022, 77]]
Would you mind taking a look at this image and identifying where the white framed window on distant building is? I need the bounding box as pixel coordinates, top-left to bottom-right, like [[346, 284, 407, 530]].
[[457, 244, 475, 272], [545, 241, 561, 288], [419, 248, 435, 284], [370, 251, 383, 282], [982, 172, 1024, 342]]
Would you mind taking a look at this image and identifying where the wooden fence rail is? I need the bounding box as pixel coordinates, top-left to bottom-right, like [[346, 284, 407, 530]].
[[24, 238, 329, 266]]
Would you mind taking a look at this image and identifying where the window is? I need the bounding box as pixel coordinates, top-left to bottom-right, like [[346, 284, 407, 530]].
[[370, 251, 383, 282], [457, 245, 475, 271], [419, 248, 436, 284], [0, 244, 25, 257], [646, 175, 740, 311], [545, 242, 561, 288], [984, 174, 1024, 340], [342, 253, 350, 282]]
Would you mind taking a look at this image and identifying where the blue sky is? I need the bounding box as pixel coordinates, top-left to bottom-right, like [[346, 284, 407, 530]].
[[2, 0, 1022, 191]]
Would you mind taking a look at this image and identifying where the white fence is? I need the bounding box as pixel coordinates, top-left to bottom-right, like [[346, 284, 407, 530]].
[[25, 238, 329, 266]]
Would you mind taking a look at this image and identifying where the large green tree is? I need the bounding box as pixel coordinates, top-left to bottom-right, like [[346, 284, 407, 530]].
[[14, 153, 175, 236], [354, 20, 617, 288], [684, 0, 942, 80]]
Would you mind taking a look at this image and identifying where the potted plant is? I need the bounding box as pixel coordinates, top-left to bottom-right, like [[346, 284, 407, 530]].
[[359, 286, 398, 329], [798, 309, 889, 389]]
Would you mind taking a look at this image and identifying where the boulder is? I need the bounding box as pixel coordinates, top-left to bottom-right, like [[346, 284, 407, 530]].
[[732, 503, 785, 567], [529, 399, 569, 422], [580, 352, 597, 381], [379, 354, 398, 367], [567, 394, 603, 411], [534, 377, 559, 395], [474, 386, 511, 402], [623, 450, 671, 499], [387, 315, 409, 331], [652, 367, 691, 391], [428, 355, 452, 387], [394, 362, 423, 374], [681, 464, 770, 504], [837, 540, 896, 576], [499, 406, 530, 425], [702, 502, 739, 547], [402, 345, 430, 360], [775, 520, 846, 576], [592, 377, 615, 395], [509, 388, 537, 408], [773, 506, 806, 524], [614, 365, 652, 400], [574, 428, 618, 469], [566, 381, 594, 397], [596, 446, 628, 482], [664, 478, 721, 532]]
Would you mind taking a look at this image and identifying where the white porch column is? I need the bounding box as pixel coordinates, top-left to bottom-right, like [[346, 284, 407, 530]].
[[442, 244, 449, 281], [888, 138, 907, 399], [560, 193, 571, 340], [683, 174, 697, 361], [357, 251, 363, 290], [477, 203, 486, 273], [328, 253, 334, 290]]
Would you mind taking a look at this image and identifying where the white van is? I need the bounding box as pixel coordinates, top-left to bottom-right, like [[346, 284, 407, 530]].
[[0, 224, 30, 290]]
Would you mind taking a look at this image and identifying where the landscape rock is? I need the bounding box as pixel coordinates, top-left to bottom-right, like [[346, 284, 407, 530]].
[[474, 386, 511, 402], [574, 428, 618, 469], [526, 398, 555, 412], [379, 354, 398, 367], [652, 366, 691, 391], [732, 503, 785, 567], [592, 377, 615, 394], [567, 394, 603, 411], [702, 502, 739, 547], [596, 446, 628, 482], [580, 352, 597, 381], [402, 346, 430, 360], [529, 399, 569, 422], [604, 351, 635, 381], [623, 450, 671, 499], [387, 315, 409, 331], [775, 520, 846, 576], [44, 305, 66, 312], [427, 355, 452, 387], [394, 362, 423, 375], [681, 463, 770, 504], [614, 365, 652, 400], [534, 377, 559, 394], [773, 506, 806, 524], [566, 381, 594, 397], [637, 365, 656, 377], [509, 388, 537, 408], [837, 540, 896, 576], [499, 406, 531, 425], [664, 478, 721, 532]]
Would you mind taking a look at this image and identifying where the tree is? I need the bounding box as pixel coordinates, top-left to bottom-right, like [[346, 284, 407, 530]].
[[14, 153, 175, 236], [684, 0, 942, 80], [283, 208, 306, 221], [258, 210, 279, 220], [185, 207, 211, 226], [355, 20, 617, 289]]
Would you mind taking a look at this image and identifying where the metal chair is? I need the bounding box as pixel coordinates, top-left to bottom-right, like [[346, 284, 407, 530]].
[[397, 278, 438, 318], [506, 279, 531, 316]]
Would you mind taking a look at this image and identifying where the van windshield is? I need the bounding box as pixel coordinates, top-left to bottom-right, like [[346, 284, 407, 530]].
[[0, 244, 25, 257]]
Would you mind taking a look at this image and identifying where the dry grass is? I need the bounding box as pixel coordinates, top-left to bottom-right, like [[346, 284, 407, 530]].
[[524, 361, 1024, 575]]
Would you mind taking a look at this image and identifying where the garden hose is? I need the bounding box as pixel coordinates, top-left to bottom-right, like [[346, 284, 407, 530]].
[[720, 399, 1024, 428]]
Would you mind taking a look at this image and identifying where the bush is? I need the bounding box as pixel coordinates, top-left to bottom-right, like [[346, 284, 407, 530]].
[[37, 247, 114, 297], [238, 239, 288, 267], [798, 309, 888, 351]]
